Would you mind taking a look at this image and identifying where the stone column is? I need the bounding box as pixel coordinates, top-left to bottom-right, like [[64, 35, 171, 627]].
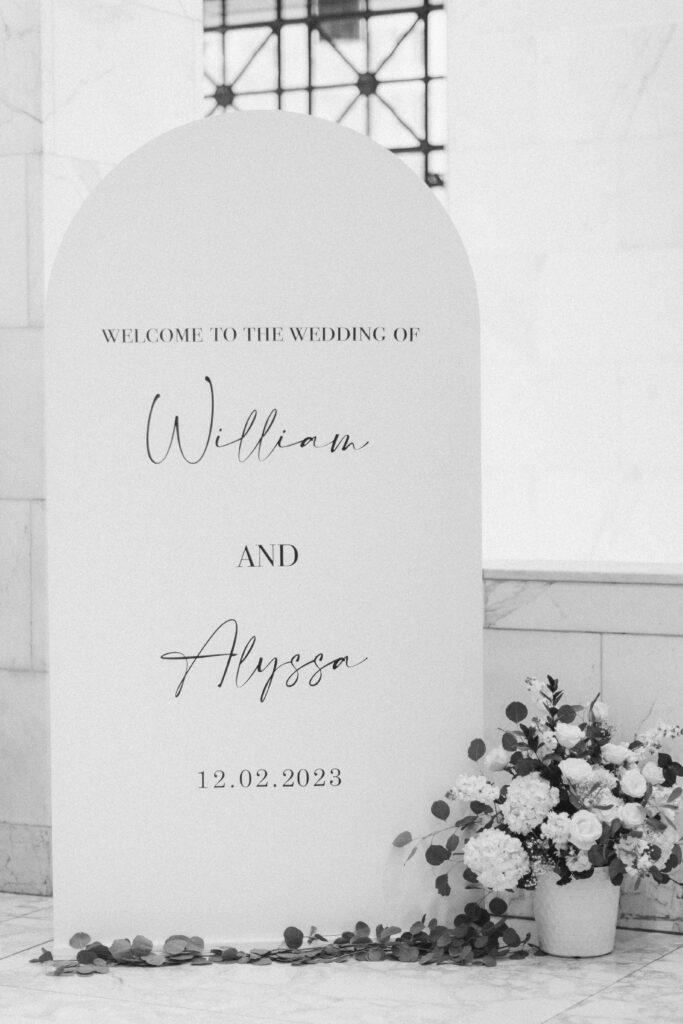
[[0, 0, 203, 893]]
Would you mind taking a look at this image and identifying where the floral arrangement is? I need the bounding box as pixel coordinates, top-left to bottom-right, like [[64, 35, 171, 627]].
[[395, 676, 683, 892]]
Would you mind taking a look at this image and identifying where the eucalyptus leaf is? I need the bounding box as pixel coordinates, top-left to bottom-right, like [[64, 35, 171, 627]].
[[505, 701, 528, 724], [502, 927, 521, 947], [110, 939, 133, 961], [467, 738, 486, 761], [163, 938, 187, 956], [431, 799, 450, 821], [425, 844, 450, 866], [76, 949, 99, 965], [488, 897, 507, 917], [131, 935, 154, 957], [435, 873, 451, 896], [143, 953, 165, 967], [284, 926, 304, 950], [445, 833, 459, 853]]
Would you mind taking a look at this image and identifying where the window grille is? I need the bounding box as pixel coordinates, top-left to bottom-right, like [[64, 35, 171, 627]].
[[204, 1, 447, 197]]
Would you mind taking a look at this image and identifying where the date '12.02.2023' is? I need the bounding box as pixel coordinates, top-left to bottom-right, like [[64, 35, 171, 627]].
[[198, 768, 342, 790]]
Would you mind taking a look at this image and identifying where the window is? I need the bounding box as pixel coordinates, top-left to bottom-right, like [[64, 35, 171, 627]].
[[203, 1, 447, 199]]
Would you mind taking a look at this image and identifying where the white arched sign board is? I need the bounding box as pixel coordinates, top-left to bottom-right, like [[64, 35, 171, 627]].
[[46, 113, 481, 949]]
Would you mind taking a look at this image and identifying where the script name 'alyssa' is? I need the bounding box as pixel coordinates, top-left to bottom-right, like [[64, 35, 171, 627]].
[[146, 376, 369, 465], [161, 618, 367, 703]]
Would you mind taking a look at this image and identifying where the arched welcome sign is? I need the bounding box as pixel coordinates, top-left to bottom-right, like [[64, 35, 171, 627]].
[[46, 113, 481, 948]]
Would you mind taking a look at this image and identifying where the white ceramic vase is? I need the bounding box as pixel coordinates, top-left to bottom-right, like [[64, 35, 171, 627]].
[[534, 867, 621, 957]]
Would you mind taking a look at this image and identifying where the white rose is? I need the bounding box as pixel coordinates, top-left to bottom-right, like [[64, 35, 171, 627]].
[[619, 803, 646, 829], [484, 746, 510, 772], [559, 757, 593, 785], [601, 743, 631, 766], [555, 723, 583, 749], [568, 810, 603, 850], [620, 768, 647, 799], [642, 761, 665, 786], [592, 700, 609, 722]]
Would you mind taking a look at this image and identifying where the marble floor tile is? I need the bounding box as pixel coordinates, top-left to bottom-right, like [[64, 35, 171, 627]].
[[547, 945, 683, 1023], [0, 917, 52, 960], [0, 900, 682, 1024], [0, 893, 50, 919], [0, 985, 251, 1024]]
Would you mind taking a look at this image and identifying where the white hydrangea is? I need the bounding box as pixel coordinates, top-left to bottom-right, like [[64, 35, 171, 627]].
[[540, 811, 572, 850], [501, 774, 559, 835], [615, 825, 678, 878], [654, 827, 678, 869], [463, 828, 530, 891], [445, 775, 500, 805], [615, 834, 641, 877]]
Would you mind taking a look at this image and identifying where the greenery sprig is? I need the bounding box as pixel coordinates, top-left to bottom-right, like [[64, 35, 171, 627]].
[[31, 907, 530, 975]]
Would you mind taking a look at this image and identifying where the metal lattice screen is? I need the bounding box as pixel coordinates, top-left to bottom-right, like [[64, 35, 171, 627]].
[[204, 1, 447, 199]]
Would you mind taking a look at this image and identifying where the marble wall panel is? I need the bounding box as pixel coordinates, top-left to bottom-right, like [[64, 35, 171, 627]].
[[485, 578, 683, 636], [537, 249, 683, 365], [0, 502, 31, 670], [0, 156, 29, 326], [537, 22, 683, 140], [0, 823, 51, 896], [30, 501, 47, 672], [0, 671, 50, 826], [0, 330, 43, 500], [0, 0, 41, 157]]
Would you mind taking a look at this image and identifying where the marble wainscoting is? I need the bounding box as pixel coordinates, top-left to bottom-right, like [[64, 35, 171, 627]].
[[484, 563, 683, 933]]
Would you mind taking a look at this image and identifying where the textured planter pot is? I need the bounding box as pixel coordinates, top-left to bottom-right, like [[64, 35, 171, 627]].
[[534, 867, 621, 957]]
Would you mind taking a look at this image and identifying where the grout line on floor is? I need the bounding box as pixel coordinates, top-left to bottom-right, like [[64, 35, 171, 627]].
[[539, 944, 683, 1023], [0, 939, 53, 963], [0, 911, 52, 925]]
